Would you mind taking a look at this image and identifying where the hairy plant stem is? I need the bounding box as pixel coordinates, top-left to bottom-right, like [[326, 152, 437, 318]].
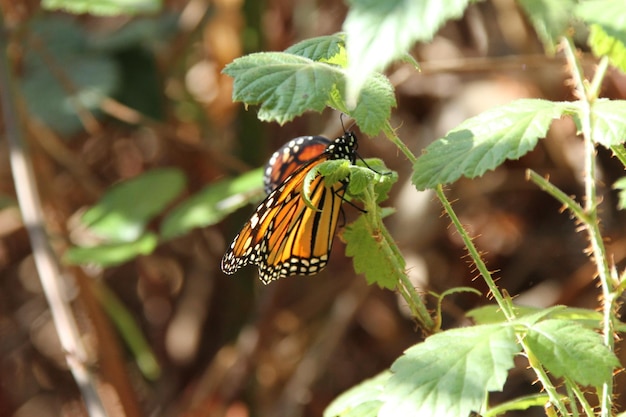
[[361, 185, 435, 331], [562, 37, 616, 417]]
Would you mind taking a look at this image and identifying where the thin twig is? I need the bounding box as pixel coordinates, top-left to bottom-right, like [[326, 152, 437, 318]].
[[0, 16, 109, 417]]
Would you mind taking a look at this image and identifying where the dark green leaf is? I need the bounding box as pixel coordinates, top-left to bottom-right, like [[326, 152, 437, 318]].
[[285, 34, 346, 63], [341, 213, 404, 289], [222, 52, 395, 136]]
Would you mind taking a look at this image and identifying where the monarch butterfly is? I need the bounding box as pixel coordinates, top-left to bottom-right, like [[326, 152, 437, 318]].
[[263, 135, 331, 194], [221, 131, 358, 284]]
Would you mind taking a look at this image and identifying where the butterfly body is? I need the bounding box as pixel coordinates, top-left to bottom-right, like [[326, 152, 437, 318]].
[[221, 132, 358, 284]]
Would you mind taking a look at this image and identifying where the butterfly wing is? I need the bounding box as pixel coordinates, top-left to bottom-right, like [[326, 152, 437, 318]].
[[263, 135, 331, 194], [221, 155, 346, 283], [221, 131, 358, 284]]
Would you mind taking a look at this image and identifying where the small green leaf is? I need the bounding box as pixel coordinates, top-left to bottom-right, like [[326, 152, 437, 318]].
[[285, 34, 346, 63], [82, 168, 186, 242], [483, 393, 551, 417], [222, 51, 395, 136], [341, 213, 404, 290], [614, 177, 626, 210], [525, 319, 620, 387], [575, 0, 626, 72], [42, 0, 161, 15], [64, 233, 158, 267], [412, 99, 566, 190], [588, 99, 626, 147], [323, 371, 389, 417], [343, 0, 469, 105], [517, 0, 575, 55], [160, 168, 264, 240], [347, 161, 397, 200], [380, 324, 520, 417]]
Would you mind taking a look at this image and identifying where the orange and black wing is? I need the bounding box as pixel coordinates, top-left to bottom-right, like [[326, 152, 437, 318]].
[[221, 131, 358, 284], [263, 135, 331, 194]]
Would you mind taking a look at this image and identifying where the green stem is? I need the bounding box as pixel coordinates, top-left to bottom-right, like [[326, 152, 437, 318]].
[[382, 122, 417, 164], [362, 185, 435, 331], [435, 185, 514, 319], [567, 377, 596, 417], [562, 36, 615, 417], [524, 345, 570, 416]]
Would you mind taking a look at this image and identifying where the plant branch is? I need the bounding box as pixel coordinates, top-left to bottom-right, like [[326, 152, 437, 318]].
[[0, 17, 108, 417], [435, 185, 514, 319], [562, 36, 615, 417]]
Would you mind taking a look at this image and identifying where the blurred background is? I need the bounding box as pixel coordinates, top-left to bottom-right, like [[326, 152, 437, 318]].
[[1, 1, 626, 416]]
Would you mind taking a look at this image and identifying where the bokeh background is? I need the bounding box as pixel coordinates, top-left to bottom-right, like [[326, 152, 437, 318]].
[[1, 1, 626, 416]]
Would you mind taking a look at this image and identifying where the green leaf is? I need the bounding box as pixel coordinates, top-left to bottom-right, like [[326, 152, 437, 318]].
[[341, 212, 403, 290], [483, 393, 551, 417], [346, 161, 397, 201], [323, 371, 389, 417], [467, 304, 626, 330], [160, 168, 264, 240], [20, 17, 120, 136], [343, 0, 469, 105], [285, 34, 346, 63], [82, 168, 186, 242], [525, 319, 619, 387], [517, 0, 575, 55], [575, 0, 626, 72], [222, 52, 395, 136], [224, 53, 342, 124], [589, 99, 626, 147], [380, 324, 520, 417], [614, 177, 626, 210], [412, 99, 566, 190], [42, 0, 161, 15], [64, 233, 158, 267]]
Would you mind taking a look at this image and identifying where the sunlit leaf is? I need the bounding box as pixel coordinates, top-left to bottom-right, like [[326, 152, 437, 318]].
[[412, 99, 567, 190]]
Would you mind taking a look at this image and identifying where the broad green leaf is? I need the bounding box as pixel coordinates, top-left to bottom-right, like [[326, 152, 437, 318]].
[[575, 0, 626, 72], [223, 52, 395, 136], [82, 168, 186, 242], [517, 0, 575, 55], [285, 34, 346, 63], [380, 324, 520, 417], [323, 371, 389, 417], [525, 319, 619, 387], [160, 168, 264, 240], [341, 212, 403, 290], [614, 177, 626, 210], [64, 233, 158, 267], [42, 0, 161, 15], [412, 99, 566, 190], [589, 99, 626, 147], [343, 0, 469, 106]]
